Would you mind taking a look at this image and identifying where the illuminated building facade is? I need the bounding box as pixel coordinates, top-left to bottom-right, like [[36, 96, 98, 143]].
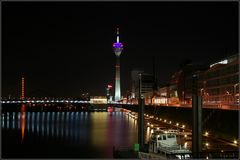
[[90, 96, 107, 104], [198, 54, 239, 106], [147, 54, 239, 108], [113, 28, 123, 101]]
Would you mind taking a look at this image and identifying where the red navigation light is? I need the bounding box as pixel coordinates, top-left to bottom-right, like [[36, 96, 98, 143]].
[[108, 84, 112, 88]]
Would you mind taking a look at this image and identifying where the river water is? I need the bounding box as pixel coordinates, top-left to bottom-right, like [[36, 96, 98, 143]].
[[1, 105, 138, 158]]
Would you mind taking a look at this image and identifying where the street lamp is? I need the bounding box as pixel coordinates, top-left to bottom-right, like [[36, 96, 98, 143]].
[[200, 88, 204, 97], [233, 140, 237, 144], [205, 131, 209, 136], [205, 142, 209, 147]]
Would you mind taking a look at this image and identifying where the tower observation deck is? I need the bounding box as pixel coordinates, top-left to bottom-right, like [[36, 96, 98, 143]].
[[113, 28, 123, 101]]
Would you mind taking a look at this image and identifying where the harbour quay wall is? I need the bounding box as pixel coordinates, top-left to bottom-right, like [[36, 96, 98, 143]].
[[122, 105, 238, 141]]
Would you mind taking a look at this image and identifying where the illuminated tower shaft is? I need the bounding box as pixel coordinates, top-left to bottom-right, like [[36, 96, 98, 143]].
[[113, 28, 123, 101], [115, 55, 121, 101]]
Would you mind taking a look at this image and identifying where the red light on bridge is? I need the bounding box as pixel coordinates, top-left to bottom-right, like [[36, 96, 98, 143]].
[[107, 84, 112, 88]]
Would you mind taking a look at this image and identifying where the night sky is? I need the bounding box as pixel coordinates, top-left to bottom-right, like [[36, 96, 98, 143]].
[[2, 2, 238, 98]]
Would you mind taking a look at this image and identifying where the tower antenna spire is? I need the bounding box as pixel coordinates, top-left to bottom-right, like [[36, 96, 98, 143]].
[[117, 28, 119, 43]]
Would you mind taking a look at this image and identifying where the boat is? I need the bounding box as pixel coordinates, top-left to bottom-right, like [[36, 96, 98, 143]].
[[148, 129, 191, 159]]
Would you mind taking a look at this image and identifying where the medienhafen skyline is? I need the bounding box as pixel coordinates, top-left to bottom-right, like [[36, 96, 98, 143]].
[[2, 2, 238, 98]]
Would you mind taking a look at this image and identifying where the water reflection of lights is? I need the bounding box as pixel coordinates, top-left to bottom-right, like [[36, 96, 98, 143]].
[[47, 112, 50, 137], [32, 112, 35, 133], [151, 129, 154, 134], [18, 112, 21, 130], [51, 112, 55, 136], [184, 142, 188, 148], [21, 104, 26, 142], [37, 112, 40, 135], [42, 112, 45, 136], [2, 114, 4, 129], [146, 127, 151, 142], [12, 112, 15, 129], [7, 112, 9, 129], [61, 112, 65, 138], [56, 112, 60, 137], [27, 112, 30, 133], [3, 111, 136, 145]]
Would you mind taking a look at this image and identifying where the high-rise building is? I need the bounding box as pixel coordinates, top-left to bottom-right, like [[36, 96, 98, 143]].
[[131, 69, 144, 98], [113, 28, 123, 101]]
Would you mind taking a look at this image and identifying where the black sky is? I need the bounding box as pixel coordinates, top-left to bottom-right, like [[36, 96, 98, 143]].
[[2, 2, 239, 98]]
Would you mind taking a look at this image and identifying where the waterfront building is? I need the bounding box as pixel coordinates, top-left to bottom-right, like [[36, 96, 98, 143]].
[[90, 96, 107, 104], [198, 54, 239, 106], [131, 69, 144, 99]]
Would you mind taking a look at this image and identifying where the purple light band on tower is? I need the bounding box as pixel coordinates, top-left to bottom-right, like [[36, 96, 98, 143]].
[[113, 42, 123, 48]]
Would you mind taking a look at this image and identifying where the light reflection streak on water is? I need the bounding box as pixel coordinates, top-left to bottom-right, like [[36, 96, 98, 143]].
[[37, 112, 40, 135], [66, 112, 69, 138], [146, 127, 151, 143], [12, 112, 15, 129], [71, 112, 74, 142], [18, 112, 21, 130], [52, 112, 55, 137], [42, 112, 45, 136], [56, 112, 59, 137], [6, 112, 9, 129], [7, 112, 9, 129], [27, 112, 30, 133], [47, 112, 50, 137], [21, 112, 25, 142], [68, 112, 72, 142], [32, 112, 35, 133], [2, 113, 4, 129], [75, 112, 79, 144], [61, 112, 64, 138]]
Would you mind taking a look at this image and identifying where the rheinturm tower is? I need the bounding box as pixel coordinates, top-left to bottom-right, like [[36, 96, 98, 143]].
[[113, 28, 123, 101]]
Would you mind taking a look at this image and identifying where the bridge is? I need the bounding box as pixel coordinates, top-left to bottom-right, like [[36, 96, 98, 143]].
[[1, 100, 124, 105], [1, 99, 239, 110]]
